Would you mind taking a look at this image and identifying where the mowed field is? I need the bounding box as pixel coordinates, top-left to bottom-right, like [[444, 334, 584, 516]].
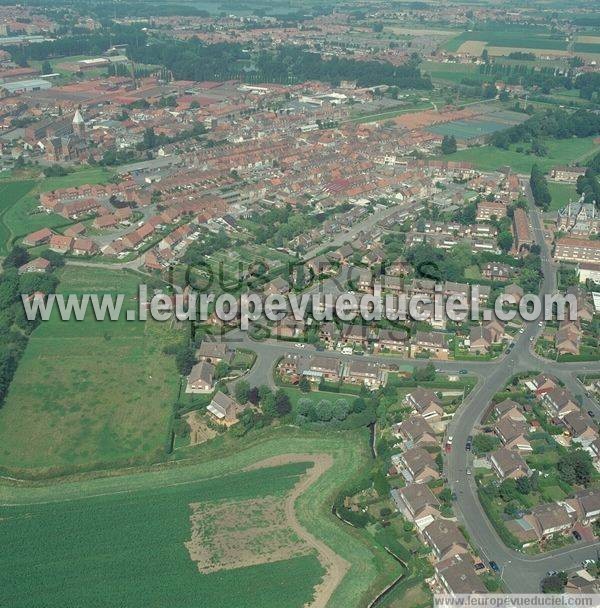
[[0, 180, 36, 253], [444, 136, 600, 174], [0, 167, 114, 253], [0, 266, 180, 474], [0, 431, 394, 608]]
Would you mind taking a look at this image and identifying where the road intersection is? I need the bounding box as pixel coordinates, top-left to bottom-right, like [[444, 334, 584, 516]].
[[218, 182, 600, 591]]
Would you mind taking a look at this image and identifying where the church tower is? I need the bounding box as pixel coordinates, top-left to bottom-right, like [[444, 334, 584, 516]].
[[72, 108, 85, 138]]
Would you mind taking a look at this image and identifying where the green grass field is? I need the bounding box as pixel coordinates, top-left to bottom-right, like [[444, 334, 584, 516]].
[[0, 180, 36, 253], [422, 61, 485, 84], [547, 181, 579, 211], [0, 430, 397, 608], [0, 266, 180, 475], [445, 136, 599, 174], [1, 167, 114, 252]]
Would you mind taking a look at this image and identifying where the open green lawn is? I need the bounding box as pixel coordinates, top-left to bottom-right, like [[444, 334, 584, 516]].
[[547, 181, 579, 211], [0, 179, 36, 253], [0, 430, 397, 608], [445, 136, 599, 175], [422, 61, 485, 84], [1, 167, 114, 251], [0, 266, 180, 475]]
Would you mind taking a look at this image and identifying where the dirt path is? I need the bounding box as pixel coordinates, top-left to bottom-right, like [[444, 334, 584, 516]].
[[244, 454, 350, 608]]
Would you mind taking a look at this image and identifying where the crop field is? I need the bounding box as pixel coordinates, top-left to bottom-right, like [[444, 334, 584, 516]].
[[428, 110, 527, 141], [0, 266, 180, 475], [0, 431, 396, 608], [422, 61, 484, 85], [445, 136, 600, 174], [445, 29, 569, 53]]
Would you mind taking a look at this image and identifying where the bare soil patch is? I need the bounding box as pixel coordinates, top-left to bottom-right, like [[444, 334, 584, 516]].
[[183, 411, 216, 445]]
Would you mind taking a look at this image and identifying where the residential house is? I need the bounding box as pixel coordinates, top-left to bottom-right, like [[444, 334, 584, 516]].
[[187, 361, 215, 393], [555, 320, 581, 356], [504, 283, 524, 304], [493, 398, 525, 422], [410, 331, 450, 360], [435, 555, 488, 595], [206, 391, 246, 425], [263, 276, 290, 296], [469, 326, 493, 354], [399, 447, 440, 484], [526, 502, 573, 539], [307, 356, 341, 382], [345, 360, 384, 388], [568, 489, 600, 525], [49, 234, 74, 254], [23, 227, 54, 247], [531, 374, 558, 397], [18, 257, 50, 274], [197, 341, 231, 364], [377, 328, 408, 353], [423, 520, 469, 561], [563, 411, 597, 448], [405, 387, 444, 423], [72, 238, 98, 255], [341, 324, 369, 349], [494, 417, 532, 452], [543, 387, 579, 419], [489, 447, 531, 480], [391, 484, 441, 530], [393, 415, 438, 448]]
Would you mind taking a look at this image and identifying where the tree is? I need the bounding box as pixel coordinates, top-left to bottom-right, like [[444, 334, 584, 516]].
[[497, 230, 514, 253], [412, 362, 436, 382], [515, 475, 532, 495], [472, 434, 500, 455], [298, 376, 311, 392], [214, 361, 230, 380], [558, 449, 594, 487], [441, 134, 457, 155], [41, 60, 52, 75], [3, 245, 29, 270], [541, 573, 567, 593], [530, 164, 552, 211], [274, 389, 292, 416], [234, 380, 250, 403], [175, 344, 196, 375]]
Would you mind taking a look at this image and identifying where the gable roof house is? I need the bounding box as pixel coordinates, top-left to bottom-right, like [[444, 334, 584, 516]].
[[542, 387, 579, 420], [393, 415, 438, 448], [494, 398, 525, 422], [563, 411, 598, 448], [531, 374, 558, 397], [197, 341, 231, 364], [525, 502, 574, 539], [423, 519, 469, 561], [391, 483, 441, 530], [489, 447, 531, 480], [187, 361, 215, 393], [435, 555, 488, 595], [206, 391, 246, 425], [493, 417, 532, 452], [567, 489, 600, 525], [469, 325, 493, 354], [399, 447, 440, 484], [405, 387, 444, 423], [410, 331, 450, 360]]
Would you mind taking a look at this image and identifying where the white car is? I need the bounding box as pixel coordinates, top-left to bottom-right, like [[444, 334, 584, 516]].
[[295, 343, 306, 349], [519, 328, 525, 334], [538, 321, 543, 327]]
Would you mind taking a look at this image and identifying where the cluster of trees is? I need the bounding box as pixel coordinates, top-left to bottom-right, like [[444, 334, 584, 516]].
[[246, 203, 317, 248], [252, 47, 432, 89], [477, 61, 571, 93], [490, 108, 600, 150], [296, 395, 368, 426], [576, 168, 600, 205], [440, 135, 457, 155], [574, 72, 600, 102], [557, 448, 594, 487], [411, 362, 436, 382], [231, 384, 292, 436], [530, 164, 552, 211], [0, 246, 60, 405], [136, 123, 207, 152], [183, 228, 230, 267]]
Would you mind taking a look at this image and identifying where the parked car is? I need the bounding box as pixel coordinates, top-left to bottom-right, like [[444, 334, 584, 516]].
[[489, 561, 500, 573], [572, 531, 582, 541], [459, 369, 468, 375], [474, 563, 485, 571], [588, 410, 595, 418]]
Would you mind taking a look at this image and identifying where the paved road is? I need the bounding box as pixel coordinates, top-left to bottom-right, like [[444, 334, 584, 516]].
[[218, 179, 600, 591]]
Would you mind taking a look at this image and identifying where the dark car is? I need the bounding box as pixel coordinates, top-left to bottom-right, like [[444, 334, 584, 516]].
[[459, 369, 468, 374], [573, 530, 582, 541], [465, 441, 472, 451], [489, 561, 500, 573], [588, 410, 595, 418]]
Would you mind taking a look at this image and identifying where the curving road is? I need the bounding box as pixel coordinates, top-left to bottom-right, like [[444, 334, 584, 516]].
[[218, 179, 600, 590]]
